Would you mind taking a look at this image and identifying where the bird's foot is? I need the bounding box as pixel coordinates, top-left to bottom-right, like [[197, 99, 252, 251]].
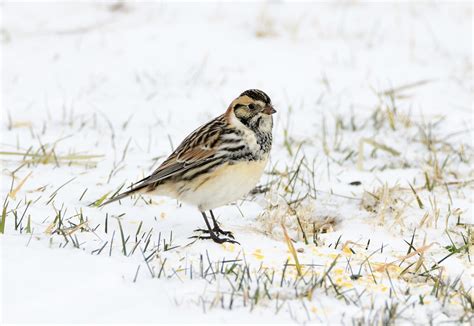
[[189, 234, 239, 245], [193, 227, 234, 239]]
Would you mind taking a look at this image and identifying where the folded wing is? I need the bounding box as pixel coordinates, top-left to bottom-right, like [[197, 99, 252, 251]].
[[100, 115, 227, 206]]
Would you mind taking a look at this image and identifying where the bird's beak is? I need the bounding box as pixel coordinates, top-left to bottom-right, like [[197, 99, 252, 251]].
[[263, 105, 277, 115]]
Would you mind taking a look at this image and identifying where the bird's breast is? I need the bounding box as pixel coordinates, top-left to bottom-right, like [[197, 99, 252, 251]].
[[176, 158, 269, 211]]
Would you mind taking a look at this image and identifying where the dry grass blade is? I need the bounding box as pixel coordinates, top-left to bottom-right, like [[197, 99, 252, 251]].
[[374, 243, 435, 273], [408, 182, 424, 209], [363, 138, 400, 156], [0, 151, 103, 166], [9, 171, 32, 199], [378, 79, 433, 97], [358, 138, 400, 170], [44, 219, 57, 235], [281, 223, 302, 276], [90, 192, 111, 207], [62, 221, 90, 236], [0, 204, 7, 234], [0, 151, 103, 160]]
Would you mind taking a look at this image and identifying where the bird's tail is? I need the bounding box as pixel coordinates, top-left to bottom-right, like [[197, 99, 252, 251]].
[[98, 185, 147, 208]]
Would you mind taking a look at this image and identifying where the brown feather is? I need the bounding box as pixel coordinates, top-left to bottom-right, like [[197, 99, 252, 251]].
[[120, 115, 227, 192]]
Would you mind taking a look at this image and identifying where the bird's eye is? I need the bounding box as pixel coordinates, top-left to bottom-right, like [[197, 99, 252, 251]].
[[248, 104, 256, 110]]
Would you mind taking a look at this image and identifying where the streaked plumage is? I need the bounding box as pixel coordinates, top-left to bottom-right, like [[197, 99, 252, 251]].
[[101, 89, 276, 244]]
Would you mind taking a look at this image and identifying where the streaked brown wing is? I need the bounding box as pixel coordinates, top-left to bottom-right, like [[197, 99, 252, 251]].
[[130, 115, 226, 190]]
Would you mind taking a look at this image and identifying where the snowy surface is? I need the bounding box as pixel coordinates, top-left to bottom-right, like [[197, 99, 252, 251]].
[[1, 2, 473, 324]]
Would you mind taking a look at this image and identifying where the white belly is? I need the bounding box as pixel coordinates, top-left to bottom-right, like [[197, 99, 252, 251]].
[[166, 159, 268, 211]]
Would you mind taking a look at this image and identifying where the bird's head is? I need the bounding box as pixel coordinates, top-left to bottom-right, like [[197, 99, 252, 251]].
[[228, 89, 276, 133]]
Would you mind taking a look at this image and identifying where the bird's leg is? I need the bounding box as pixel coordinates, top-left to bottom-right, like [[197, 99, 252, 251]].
[[209, 210, 234, 238], [194, 211, 234, 239], [191, 212, 238, 244]]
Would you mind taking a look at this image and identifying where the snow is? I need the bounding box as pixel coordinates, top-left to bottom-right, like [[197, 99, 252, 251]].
[[1, 2, 472, 324]]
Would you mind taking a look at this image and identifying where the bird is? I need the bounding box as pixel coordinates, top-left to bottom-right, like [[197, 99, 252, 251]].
[[100, 89, 276, 244]]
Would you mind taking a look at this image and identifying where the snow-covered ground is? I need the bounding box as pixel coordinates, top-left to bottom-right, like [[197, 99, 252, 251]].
[[1, 2, 472, 324]]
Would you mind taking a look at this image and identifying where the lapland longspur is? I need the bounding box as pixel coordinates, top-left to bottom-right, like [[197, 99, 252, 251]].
[[101, 89, 276, 244]]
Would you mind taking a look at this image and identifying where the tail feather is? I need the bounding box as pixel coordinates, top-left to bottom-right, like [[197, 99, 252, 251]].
[[99, 186, 145, 207], [98, 174, 156, 208]]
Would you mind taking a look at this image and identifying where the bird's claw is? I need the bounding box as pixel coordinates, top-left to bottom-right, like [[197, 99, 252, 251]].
[[193, 227, 235, 239], [189, 234, 239, 245]]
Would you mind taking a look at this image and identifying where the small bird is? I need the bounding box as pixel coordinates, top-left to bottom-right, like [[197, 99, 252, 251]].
[[100, 89, 276, 244]]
